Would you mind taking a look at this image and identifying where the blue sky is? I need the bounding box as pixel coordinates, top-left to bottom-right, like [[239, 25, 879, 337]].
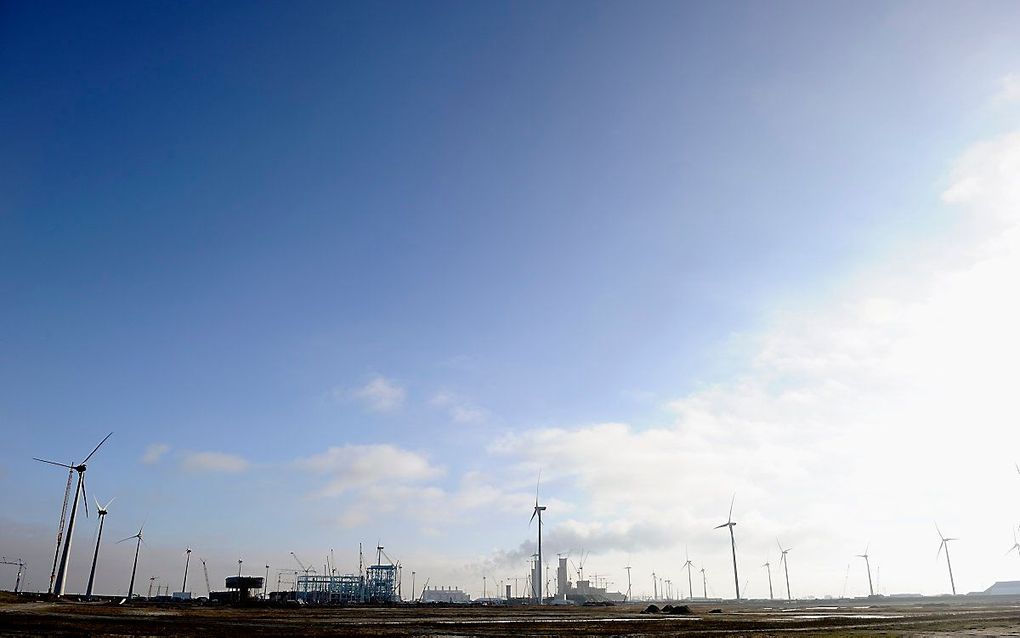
[[4, 1, 1020, 598]]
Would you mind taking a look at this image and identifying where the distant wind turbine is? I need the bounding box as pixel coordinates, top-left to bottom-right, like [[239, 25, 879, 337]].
[[714, 494, 740, 600], [1007, 529, 1020, 559], [682, 548, 694, 600], [857, 544, 874, 597], [85, 496, 115, 599], [529, 471, 547, 604], [777, 539, 792, 600], [762, 559, 773, 599], [117, 522, 145, 599], [935, 523, 958, 595]]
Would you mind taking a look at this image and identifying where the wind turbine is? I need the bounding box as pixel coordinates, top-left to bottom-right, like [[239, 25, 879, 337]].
[[33, 432, 113, 595], [936, 523, 958, 595], [1007, 529, 1020, 559], [118, 522, 145, 599], [683, 548, 694, 600], [857, 544, 873, 596], [714, 494, 740, 600], [699, 566, 707, 599], [624, 564, 632, 601], [529, 472, 547, 604], [181, 548, 192, 594], [762, 559, 773, 599], [85, 496, 115, 599], [777, 539, 792, 600]]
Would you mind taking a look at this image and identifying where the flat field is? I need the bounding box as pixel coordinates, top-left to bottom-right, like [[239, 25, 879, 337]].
[[3, 594, 1020, 636]]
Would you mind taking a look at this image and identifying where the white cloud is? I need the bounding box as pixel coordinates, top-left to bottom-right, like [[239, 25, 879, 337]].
[[296, 444, 443, 498], [181, 451, 250, 473], [488, 127, 1020, 597], [140, 443, 170, 464], [430, 391, 487, 424], [992, 73, 1020, 107], [346, 376, 406, 413]]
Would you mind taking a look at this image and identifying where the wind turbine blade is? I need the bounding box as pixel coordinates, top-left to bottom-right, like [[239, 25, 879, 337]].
[[935, 522, 943, 539], [937, 540, 945, 559], [728, 494, 735, 524], [714, 523, 728, 530], [117, 535, 138, 543], [33, 458, 74, 469], [81, 477, 90, 518], [529, 508, 537, 525], [82, 432, 114, 464], [105, 497, 117, 510]]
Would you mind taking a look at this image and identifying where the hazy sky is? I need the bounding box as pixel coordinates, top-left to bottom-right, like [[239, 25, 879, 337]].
[[3, 1, 1020, 599]]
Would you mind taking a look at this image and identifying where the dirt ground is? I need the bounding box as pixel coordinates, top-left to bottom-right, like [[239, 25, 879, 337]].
[[3, 594, 1020, 636]]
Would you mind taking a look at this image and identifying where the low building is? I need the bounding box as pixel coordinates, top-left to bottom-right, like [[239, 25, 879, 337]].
[[421, 586, 471, 603]]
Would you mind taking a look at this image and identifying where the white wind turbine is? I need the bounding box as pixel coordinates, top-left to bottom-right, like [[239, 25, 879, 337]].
[[1007, 529, 1020, 560], [857, 544, 874, 597], [529, 472, 546, 604], [85, 496, 115, 599], [714, 494, 740, 600], [682, 547, 694, 600], [118, 522, 146, 599], [935, 523, 958, 595], [33, 432, 113, 595], [762, 559, 773, 599], [777, 539, 792, 600]]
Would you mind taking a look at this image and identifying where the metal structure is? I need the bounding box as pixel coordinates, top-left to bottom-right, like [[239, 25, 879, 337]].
[[293, 543, 399, 603], [202, 559, 211, 598], [33, 432, 113, 595], [1, 557, 25, 594]]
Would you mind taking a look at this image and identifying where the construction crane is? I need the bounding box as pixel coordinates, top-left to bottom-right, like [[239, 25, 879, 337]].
[[201, 559, 211, 598], [47, 469, 74, 593], [1, 557, 25, 593], [290, 552, 315, 577]]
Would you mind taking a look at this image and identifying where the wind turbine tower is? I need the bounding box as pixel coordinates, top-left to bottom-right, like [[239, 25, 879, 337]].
[[85, 497, 114, 599], [624, 564, 632, 601], [857, 545, 874, 597], [683, 549, 694, 600], [714, 494, 740, 600], [33, 432, 113, 595], [778, 540, 792, 600], [530, 473, 547, 604], [118, 523, 145, 599], [936, 524, 958, 595], [181, 548, 192, 594], [762, 560, 773, 599]]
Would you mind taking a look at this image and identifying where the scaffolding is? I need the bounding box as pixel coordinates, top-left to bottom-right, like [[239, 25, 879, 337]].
[[292, 544, 399, 604], [364, 564, 397, 602], [296, 574, 364, 603]]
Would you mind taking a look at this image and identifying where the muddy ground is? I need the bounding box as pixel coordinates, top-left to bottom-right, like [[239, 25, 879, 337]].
[[3, 594, 1020, 636]]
